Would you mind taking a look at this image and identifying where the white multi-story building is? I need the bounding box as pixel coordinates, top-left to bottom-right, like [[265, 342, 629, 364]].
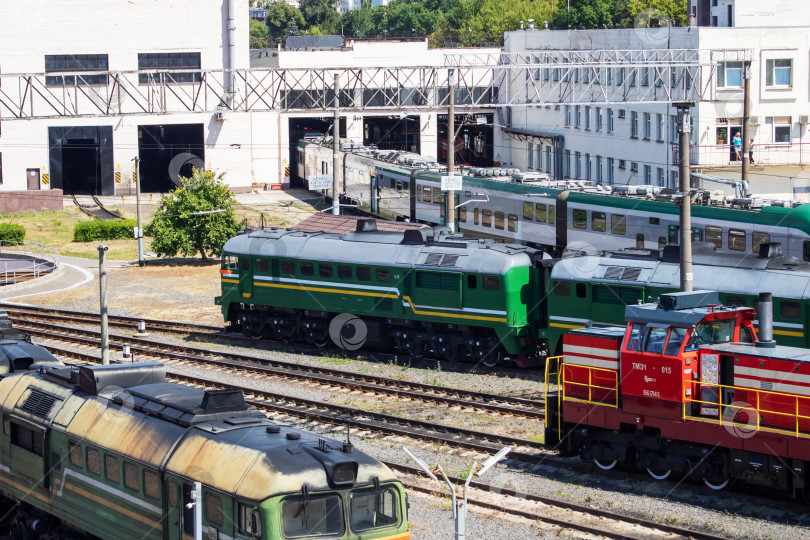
[[689, 0, 808, 28], [501, 19, 810, 198]]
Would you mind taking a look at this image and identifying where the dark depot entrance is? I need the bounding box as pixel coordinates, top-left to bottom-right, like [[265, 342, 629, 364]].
[[48, 126, 113, 195], [138, 124, 204, 192]]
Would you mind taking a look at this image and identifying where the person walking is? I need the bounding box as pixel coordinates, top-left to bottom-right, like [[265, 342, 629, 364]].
[[733, 132, 742, 162], [749, 138, 755, 164]]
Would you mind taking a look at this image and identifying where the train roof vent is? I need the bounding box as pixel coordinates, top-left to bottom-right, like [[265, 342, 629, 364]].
[[424, 253, 443, 265], [402, 229, 425, 245], [440, 255, 460, 267], [604, 266, 623, 279], [622, 267, 642, 281], [19, 387, 60, 419], [759, 242, 783, 259], [355, 219, 378, 233]]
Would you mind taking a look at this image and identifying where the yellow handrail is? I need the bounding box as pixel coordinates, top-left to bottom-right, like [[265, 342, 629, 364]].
[[560, 363, 620, 409]]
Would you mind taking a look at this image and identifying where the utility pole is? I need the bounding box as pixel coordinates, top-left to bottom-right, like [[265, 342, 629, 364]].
[[98, 245, 109, 364], [133, 156, 144, 266], [332, 73, 340, 216], [674, 103, 693, 292], [446, 68, 456, 231], [741, 60, 752, 184]]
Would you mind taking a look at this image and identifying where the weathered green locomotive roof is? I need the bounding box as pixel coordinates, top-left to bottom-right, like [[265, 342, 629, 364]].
[[1, 366, 396, 501], [223, 227, 536, 275]]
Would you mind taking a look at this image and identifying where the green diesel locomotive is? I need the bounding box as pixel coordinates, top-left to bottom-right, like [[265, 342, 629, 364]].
[[216, 221, 548, 367], [0, 360, 410, 540]]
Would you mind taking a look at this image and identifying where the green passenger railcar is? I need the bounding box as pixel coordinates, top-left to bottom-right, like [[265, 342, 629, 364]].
[[216, 221, 550, 367], [0, 361, 410, 540]]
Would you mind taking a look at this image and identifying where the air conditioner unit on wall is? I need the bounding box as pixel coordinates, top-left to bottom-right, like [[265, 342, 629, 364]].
[[749, 116, 762, 125], [215, 110, 226, 121], [799, 115, 810, 125]]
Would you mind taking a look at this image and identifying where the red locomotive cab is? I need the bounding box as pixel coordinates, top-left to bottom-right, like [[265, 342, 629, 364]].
[[620, 291, 753, 421]]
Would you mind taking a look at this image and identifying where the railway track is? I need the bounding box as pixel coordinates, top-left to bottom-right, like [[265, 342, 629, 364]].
[[37, 341, 732, 540], [4, 307, 545, 420], [71, 194, 123, 220]]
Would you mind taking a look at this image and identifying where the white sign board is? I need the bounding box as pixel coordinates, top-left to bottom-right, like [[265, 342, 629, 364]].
[[441, 174, 462, 191], [307, 174, 333, 190]]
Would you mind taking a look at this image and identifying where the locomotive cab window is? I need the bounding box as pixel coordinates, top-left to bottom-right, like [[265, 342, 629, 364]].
[[10, 421, 43, 456], [222, 255, 238, 270], [239, 503, 263, 537], [664, 327, 688, 356], [625, 322, 646, 352], [349, 486, 400, 532], [483, 276, 500, 291], [553, 281, 570, 296], [281, 493, 343, 538], [643, 325, 669, 354]]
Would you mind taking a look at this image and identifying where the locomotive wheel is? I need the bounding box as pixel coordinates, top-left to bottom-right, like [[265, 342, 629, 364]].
[[702, 476, 730, 490], [593, 458, 617, 470], [481, 349, 502, 368], [647, 468, 672, 480]]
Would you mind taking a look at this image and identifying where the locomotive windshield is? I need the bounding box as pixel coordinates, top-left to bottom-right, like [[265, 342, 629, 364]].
[[281, 493, 343, 537], [688, 319, 736, 347], [349, 485, 400, 532]]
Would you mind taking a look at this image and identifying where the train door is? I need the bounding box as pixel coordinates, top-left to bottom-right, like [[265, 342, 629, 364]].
[[239, 257, 253, 299], [182, 483, 197, 538], [165, 479, 183, 540], [668, 225, 680, 245]]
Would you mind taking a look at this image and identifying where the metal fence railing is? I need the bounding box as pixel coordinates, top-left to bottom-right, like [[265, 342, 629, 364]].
[[673, 142, 810, 168], [0, 240, 61, 286]]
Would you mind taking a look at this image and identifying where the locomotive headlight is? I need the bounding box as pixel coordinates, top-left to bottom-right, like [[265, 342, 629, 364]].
[[331, 462, 358, 486]]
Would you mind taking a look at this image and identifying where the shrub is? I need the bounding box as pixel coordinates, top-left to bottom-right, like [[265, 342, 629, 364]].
[[0, 223, 26, 245], [73, 219, 138, 242]]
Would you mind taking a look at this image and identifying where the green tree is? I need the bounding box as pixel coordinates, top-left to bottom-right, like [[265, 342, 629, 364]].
[[249, 18, 270, 49], [266, 2, 306, 45], [299, 0, 339, 30], [144, 169, 244, 260], [623, 0, 687, 27]]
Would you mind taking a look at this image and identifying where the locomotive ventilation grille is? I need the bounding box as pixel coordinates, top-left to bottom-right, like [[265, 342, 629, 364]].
[[602, 266, 643, 281], [422, 253, 463, 267], [19, 388, 60, 419]]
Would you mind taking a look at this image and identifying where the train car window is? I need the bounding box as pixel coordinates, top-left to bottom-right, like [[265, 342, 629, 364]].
[[553, 281, 570, 296], [338, 265, 352, 280], [105, 454, 120, 483], [523, 202, 534, 220], [474, 208, 480, 225], [319, 264, 334, 278], [592, 212, 606, 232], [432, 187, 442, 204], [658, 237, 666, 249], [124, 462, 139, 492], [726, 296, 747, 307], [396, 180, 403, 192], [548, 205, 555, 224], [535, 204, 546, 222], [422, 186, 431, 202], [705, 226, 723, 248], [168, 481, 179, 507], [350, 486, 399, 532], [728, 229, 746, 251], [301, 263, 314, 276], [282, 260, 295, 274], [69, 441, 84, 468], [692, 228, 703, 242], [87, 448, 101, 475], [240, 258, 250, 271], [281, 494, 343, 537], [780, 301, 802, 320], [239, 503, 263, 537], [357, 267, 371, 281], [752, 232, 770, 254], [611, 215, 626, 235], [376, 269, 391, 282], [458, 205, 467, 222], [255, 258, 269, 273], [636, 234, 644, 248], [576, 283, 586, 298], [508, 214, 518, 232], [804, 241, 810, 262], [572, 209, 587, 229], [483, 276, 500, 290], [494, 211, 505, 230], [664, 327, 689, 356], [467, 275, 477, 289], [222, 255, 238, 270], [482, 209, 492, 227], [10, 422, 43, 456], [417, 185, 422, 200], [205, 492, 224, 525], [649, 217, 660, 225], [144, 470, 160, 500]]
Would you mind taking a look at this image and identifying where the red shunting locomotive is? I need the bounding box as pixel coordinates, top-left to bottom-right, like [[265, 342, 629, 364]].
[[546, 290, 810, 496]]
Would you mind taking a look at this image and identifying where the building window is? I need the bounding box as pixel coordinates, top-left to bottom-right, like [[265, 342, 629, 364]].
[[584, 106, 591, 130], [717, 61, 743, 88], [670, 170, 678, 188], [630, 161, 638, 172], [564, 150, 571, 178], [766, 59, 792, 87], [630, 111, 639, 138], [574, 151, 581, 179], [595, 107, 602, 132], [138, 52, 201, 84], [618, 159, 626, 169], [585, 153, 592, 180], [537, 145, 543, 171], [595, 156, 602, 183], [644, 164, 651, 183], [45, 54, 109, 86], [607, 109, 614, 133], [564, 105, 571, 126], [657, 167, 665, 186], [607, 158, 614, 185], [641, 67, 650, 86], [643, 112, 651, 140], [545, 147, 552, 173], [574, 105, 581, 129], [766, 117, 792, 143], [528, 142, 534, 169], [656, 114, 664, 142]]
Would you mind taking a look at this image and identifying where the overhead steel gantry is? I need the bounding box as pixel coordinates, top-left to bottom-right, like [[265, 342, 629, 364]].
[[0, 48, 750, 121]]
